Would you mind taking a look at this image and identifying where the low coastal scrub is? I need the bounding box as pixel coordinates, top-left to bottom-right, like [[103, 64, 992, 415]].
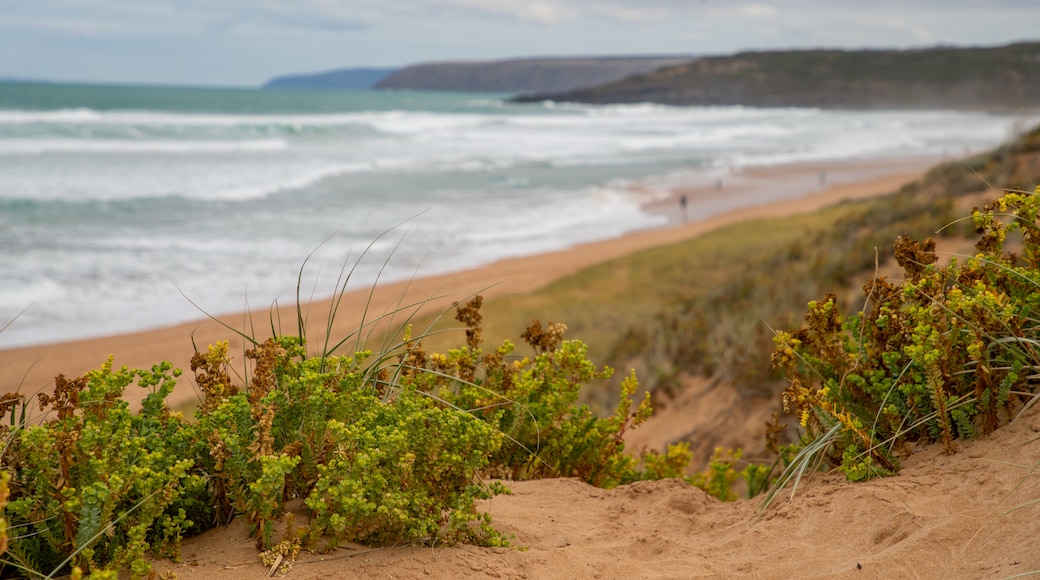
[[591, 124, 1040, 471], [609, 155, 992, 400], [0, 361, 203, 578], [0, 297, 656, 578], [773, 188, 1040, 483]]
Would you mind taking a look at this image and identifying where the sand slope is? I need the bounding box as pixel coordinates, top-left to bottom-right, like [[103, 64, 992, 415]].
[[155, 401, 1040, 579]]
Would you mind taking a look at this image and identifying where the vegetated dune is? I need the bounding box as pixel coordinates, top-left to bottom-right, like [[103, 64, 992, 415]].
[[156, 393, 1040, 579], [155, 131, 1040, 579]]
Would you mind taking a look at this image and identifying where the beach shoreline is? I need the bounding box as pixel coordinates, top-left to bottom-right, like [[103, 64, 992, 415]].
[[0, 155, 945, 409]]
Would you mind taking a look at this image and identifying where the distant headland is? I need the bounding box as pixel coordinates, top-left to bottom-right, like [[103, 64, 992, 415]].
[[262, 67, 398, 90], [373, 56, 693, 93], [512, 42, 1040, 112], [260, 42, 1040, 112], [261, 56, 693, 93]]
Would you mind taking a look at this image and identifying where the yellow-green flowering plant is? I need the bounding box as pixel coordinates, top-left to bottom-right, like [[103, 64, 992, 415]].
[[773, 188, 1040, 483]]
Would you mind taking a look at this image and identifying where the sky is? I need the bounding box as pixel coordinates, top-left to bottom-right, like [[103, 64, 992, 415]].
[[1, 0, 1038, 87]]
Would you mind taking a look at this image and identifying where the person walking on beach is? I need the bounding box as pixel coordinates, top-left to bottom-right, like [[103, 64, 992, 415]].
[[679, 193, 688, 222]]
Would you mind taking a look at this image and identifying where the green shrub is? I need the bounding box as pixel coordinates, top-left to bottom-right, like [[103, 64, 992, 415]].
[[629, 443, 781, 501], [189, 296, 660, 552], [773, 187, 1040, 481], [395, 297, 653, 489], [0, 293, 676, 576], [193, 336, 508, 551], [2, 359, 208, 578]]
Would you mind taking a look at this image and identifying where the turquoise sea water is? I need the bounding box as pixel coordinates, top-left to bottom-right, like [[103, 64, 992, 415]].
[[0, 81, 1023, 346]]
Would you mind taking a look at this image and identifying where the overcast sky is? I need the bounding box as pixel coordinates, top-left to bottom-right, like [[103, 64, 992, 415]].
[[2, 1, 1038, 87]]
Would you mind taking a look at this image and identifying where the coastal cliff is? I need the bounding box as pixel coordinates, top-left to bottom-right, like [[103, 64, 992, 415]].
[[374, 56, 692, 93], [513, 42, 1040, 111]]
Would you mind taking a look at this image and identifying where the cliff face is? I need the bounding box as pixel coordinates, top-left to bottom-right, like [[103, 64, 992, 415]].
[[374, 57, 693, 93], [513, 43, 1040, 111]]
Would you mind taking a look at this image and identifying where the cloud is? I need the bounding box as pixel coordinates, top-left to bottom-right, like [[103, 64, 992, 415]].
[[432, 0, 578, 25], [2, 0, 1038, 86], [588, 4, 670, 23], [171, 0, 375, 33], [0, 16, 139, 37], [724, 3, 780, 20], [430, 0, 689, 25], [868, 15, 935, 44], [4, 0, 380, 37]]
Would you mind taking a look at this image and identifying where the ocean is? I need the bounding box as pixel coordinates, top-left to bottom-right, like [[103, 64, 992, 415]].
[[0, 81, 1024, 347]]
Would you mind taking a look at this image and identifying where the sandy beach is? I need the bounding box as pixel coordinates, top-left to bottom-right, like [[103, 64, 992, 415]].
[[0, 156, 937, 411]]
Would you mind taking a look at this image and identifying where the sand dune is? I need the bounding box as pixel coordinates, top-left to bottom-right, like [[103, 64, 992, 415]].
[[154, 400, 1040, 579]]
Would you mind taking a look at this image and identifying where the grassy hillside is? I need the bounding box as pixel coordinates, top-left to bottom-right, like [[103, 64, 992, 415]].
[[514, 42, 1040, 111]]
